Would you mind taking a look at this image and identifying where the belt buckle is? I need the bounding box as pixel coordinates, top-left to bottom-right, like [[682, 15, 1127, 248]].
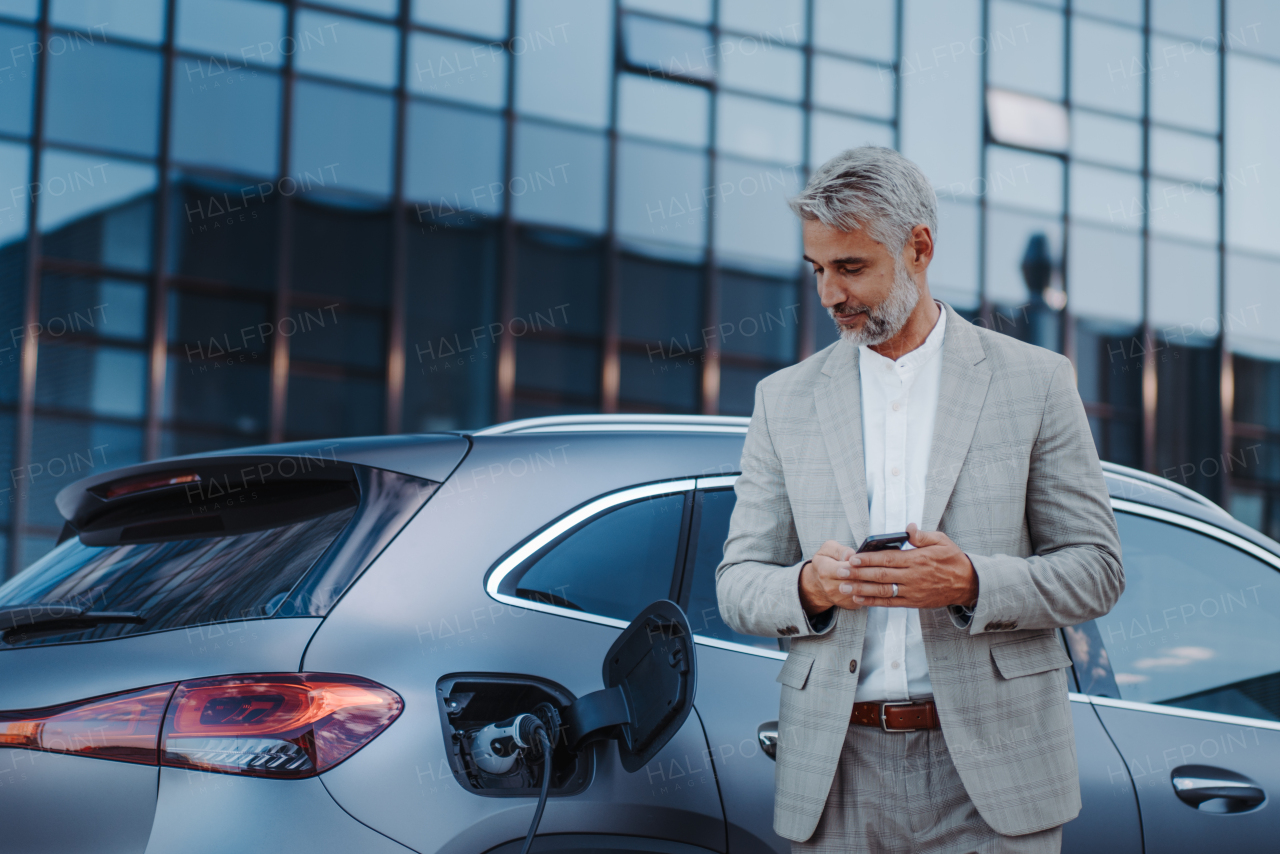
[[880, 700, 917, 732]]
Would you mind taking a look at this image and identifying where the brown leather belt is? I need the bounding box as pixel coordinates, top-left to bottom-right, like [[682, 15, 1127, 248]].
[[852, 699, 941, 731]]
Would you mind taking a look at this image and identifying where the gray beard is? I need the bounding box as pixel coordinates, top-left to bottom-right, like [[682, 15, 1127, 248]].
[[828, 255, 921, 346]]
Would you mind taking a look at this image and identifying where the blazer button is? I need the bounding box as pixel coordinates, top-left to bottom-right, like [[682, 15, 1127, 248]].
[[849, 660, 858, 673]]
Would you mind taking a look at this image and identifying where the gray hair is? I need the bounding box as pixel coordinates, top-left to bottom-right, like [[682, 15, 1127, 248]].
[[787, 146, 937, 252]]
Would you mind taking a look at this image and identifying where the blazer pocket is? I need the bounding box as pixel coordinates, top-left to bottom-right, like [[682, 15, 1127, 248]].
[[776, 651, 816, 689], [990, 635, 1072, 680]]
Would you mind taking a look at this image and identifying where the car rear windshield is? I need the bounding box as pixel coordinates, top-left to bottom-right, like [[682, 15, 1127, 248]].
[[0, 462, 435, 648]]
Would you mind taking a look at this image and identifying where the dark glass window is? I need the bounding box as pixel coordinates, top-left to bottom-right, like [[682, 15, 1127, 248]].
[[174, 0, 287, 68], [686, 489, 778, 651], [718, 363, 769, 416], [622, 14, 713, 81], [290, 200, 391, 307], [0, 23, 36, 137], [1156, 340, 1222, 502], [40, 273, 147, 343], [26, 416, 144, 529], [719, 270, 799, 364], [170, 62, 282, 178], [50, 0, 166, 45], [34, 340, 147, 419], [1075, 318, 1143, 469], [291, 80, 395, 197], [1090, 512, 1280, 722], [169, 173, 279, 288], [43, 42, 162, 158], [285, 373, 384, 439], [39, 151, 157, 273], [618, 253, 702, 413], [405, 100, 505, 219], [511, 493, 685, 623]]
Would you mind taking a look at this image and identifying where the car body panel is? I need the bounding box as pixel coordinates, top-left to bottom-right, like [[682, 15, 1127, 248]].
[[1060, 698, 1143, 854]]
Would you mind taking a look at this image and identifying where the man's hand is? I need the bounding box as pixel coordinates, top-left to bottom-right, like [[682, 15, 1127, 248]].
[[841, 523, 979, 609], [798, 540, 863, 616]]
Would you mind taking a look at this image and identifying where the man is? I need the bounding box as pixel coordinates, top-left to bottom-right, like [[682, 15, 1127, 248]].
[[715, 147, 1124, 854]]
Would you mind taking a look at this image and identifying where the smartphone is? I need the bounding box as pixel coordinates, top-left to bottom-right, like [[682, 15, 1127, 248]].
[[856, 532, 910, 553]]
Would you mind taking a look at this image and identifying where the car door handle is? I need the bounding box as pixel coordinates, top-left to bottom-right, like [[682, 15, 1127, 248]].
[[758, 722, 778, 760], [1172, 775, 1266, 808]]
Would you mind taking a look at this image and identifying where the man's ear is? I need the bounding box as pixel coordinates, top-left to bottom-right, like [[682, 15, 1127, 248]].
[[907, 223, 934, 271]]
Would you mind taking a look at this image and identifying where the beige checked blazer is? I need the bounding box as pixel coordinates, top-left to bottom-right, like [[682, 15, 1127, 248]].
[[715, 301, 1124, 842]]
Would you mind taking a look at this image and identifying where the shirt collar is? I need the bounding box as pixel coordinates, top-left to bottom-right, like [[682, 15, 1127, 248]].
[[859, 300, 947, 371]]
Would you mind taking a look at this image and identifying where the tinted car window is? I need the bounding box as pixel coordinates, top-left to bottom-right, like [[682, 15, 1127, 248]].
[[1092, 511, 1280, 721], [512, 493, 684, 623], [687, 489, 779, 652]]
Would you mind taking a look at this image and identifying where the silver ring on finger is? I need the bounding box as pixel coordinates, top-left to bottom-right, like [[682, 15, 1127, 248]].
[[891, 582, 899, 598]]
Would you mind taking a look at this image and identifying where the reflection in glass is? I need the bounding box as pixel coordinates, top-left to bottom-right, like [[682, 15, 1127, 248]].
[[0, 141, 30, 249], [719, 0, 806, 35], [621, 13, 714, 81], [408, 32, 506, 108], [1070, 164, 1143, 231], [719, 363, 770, 415], [1074, 317, 1143, 469], [312, 0, 396, 17], [164, 351, 269, 438], [290, 306, 385, 370], [40, 274, 146, 341], [26, 417, 142, 528], [984, 206, 1060, 305], [51, 0, 165, 45], [412, 0, 508, 39], [1149, 238, 1219, 339], [617, 74, 710, 148], [716, 94, 803, 164], [687, 489, 778, 649], [170, 63, 281, 178], [615, 139, 708, 250], [0, 0, 37, 21], [293, 9, 399, 89], [1071, 18, 1143, 117], [515, 0, 612, 129], [987, 0, 1063, 101], [621, 0, 711, 25], [35, 341, 147, 418], [1067, 224, 1141, 325], [291, 80, 395, 197], [44, 42, 162, 157], [813, 55, 893, 119], [1150, 127, 1219, 184], [720, 40, 803, 101], [176, 0, 286, 67], [291, 201, 390, 308], [1228, 0, 1280, 60], [1150, 34, 1219, 133], [1151, 0, 1217, 38], [512, 121, 607, 234], [813, 0, 895, 62], [931, 200, 979, 310], [618, 253, 701, 413], [1071, 111, 1142, 171], [0, 23, 36, 136], [986, 89, 1068, 152], [809, 113, 893, 167], [38, 150, 157, 272], [404, 100, 504, 218], [1071, 0, 1142, 26], [168, 172, 279, 289], [986, 147, 1063, 215], [719, 269, 798, 363], [286, 373, 384, 439], [1225, 252, 1280, 361], [713, 156, 801, 270], [1148, 176, 1218, 242], [1225, 54, 1280, 255]]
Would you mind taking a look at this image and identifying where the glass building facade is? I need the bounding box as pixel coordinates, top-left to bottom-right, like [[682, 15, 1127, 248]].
[[2, 0, 1280, 576]]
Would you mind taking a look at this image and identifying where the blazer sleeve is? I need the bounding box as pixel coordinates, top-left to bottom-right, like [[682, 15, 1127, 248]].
[[715, 381, 838, 639], [964, 357, 1125, 634]]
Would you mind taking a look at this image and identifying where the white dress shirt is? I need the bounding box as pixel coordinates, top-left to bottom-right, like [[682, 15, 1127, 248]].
[[853, 303, 946, 701]]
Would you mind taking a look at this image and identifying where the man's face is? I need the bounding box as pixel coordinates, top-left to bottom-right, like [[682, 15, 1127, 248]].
[[802, 218, 921, 346]]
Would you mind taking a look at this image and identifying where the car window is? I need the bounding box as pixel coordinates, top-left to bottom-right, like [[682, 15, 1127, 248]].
[[511, 493, 685, 624], [1092, 511, 1280, 722], [686, 489, 779, 652]]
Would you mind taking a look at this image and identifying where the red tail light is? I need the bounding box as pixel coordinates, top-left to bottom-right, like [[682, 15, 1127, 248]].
[[160, 673, 403, 778], [0, 684, 176, 765], [0, 674, 401, 778]]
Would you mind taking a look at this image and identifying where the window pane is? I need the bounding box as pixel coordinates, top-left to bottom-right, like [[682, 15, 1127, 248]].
[[813, 55, 893, 119], [1067, 224, 1141, 324], [41, 273, 146, 342], [618, 253, 702, 412], [38, 150, 157, 272], [1070, 163, 1142, 231], [1071, 18, 1143, 117], [1150, 34, 1219, 133], [718, 363, 770, 415], [622, 0, 710, 25], [716, 94, 803, 163], [616, 139, 709, 250], [290, 305, 385, 370], [813, 0, 894, 62], [35, 340, 146, 418], [687, 489, 778, 649], [512, 121, 607, 234], [24, 417, 142, 529], [618, 74, 710, 148], [1151, 0, 1217, 38], [0, 0, 37, 21], [988, 0, 1063, 101], [0, 140, 30, 251], [1151, 127, 1218, 183], [1148, 177, 1218, 242], [412, 0, 508, 39], [1074, 317, 1144, 468], [1226, 252, 1280, 360], [516, 229, 602, 339], [1097, 513, 1280, 720], [621, 13, 714, 81], [292, 80, 394, 197], [718, 269, 797, 363], [293, 10, 399, 89], [1072, 0, 1142, 26], [44, 42, 161, 157], [516, 0, 612, 128], [405, 100, 504, 218], [170, 63, 281, 178], [168, 172, 279, 288], [984, 206, 1060, 304], [1225, 54, 1279, 255], [286, 374, 384, 438], [1149, 238, 1219, 340], [930, 199, 980, 310], [718, 0, 805, 37], [511, 494, 684, 622], [1071, 110, 1142, 171], [408, 32, 506, 108], [176, 0, 286, 68], [291, 200, 390, 308], [809, 113, 893, 167], [1228, 0, 1280, 60], [311, 0, 396, 18], [720, 40, 803, 101], [51, 0, 165, 45], [986, 89, 1068, 152], [0, 23, 36, 136], [987, 147, 1063, 215], [713, 156, 802, 270]]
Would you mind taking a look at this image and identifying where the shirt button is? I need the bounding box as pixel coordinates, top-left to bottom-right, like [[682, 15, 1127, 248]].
[[849, 660, 858, 673], [891, 466, 900, 476], [892, 402, 901, 411], [891, 660, 901, 669], [885, 363, 893, 371]]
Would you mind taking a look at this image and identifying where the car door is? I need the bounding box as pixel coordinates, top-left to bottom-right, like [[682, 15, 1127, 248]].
[[1071, 502, 1280, 853]]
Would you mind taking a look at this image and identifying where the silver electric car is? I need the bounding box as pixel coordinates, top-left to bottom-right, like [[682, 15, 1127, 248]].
[[1, 414, 1278, 854]]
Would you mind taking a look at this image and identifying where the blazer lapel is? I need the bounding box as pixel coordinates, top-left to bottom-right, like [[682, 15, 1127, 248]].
[[813, 338, 871, 548], [920, 303, 992, 532]]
